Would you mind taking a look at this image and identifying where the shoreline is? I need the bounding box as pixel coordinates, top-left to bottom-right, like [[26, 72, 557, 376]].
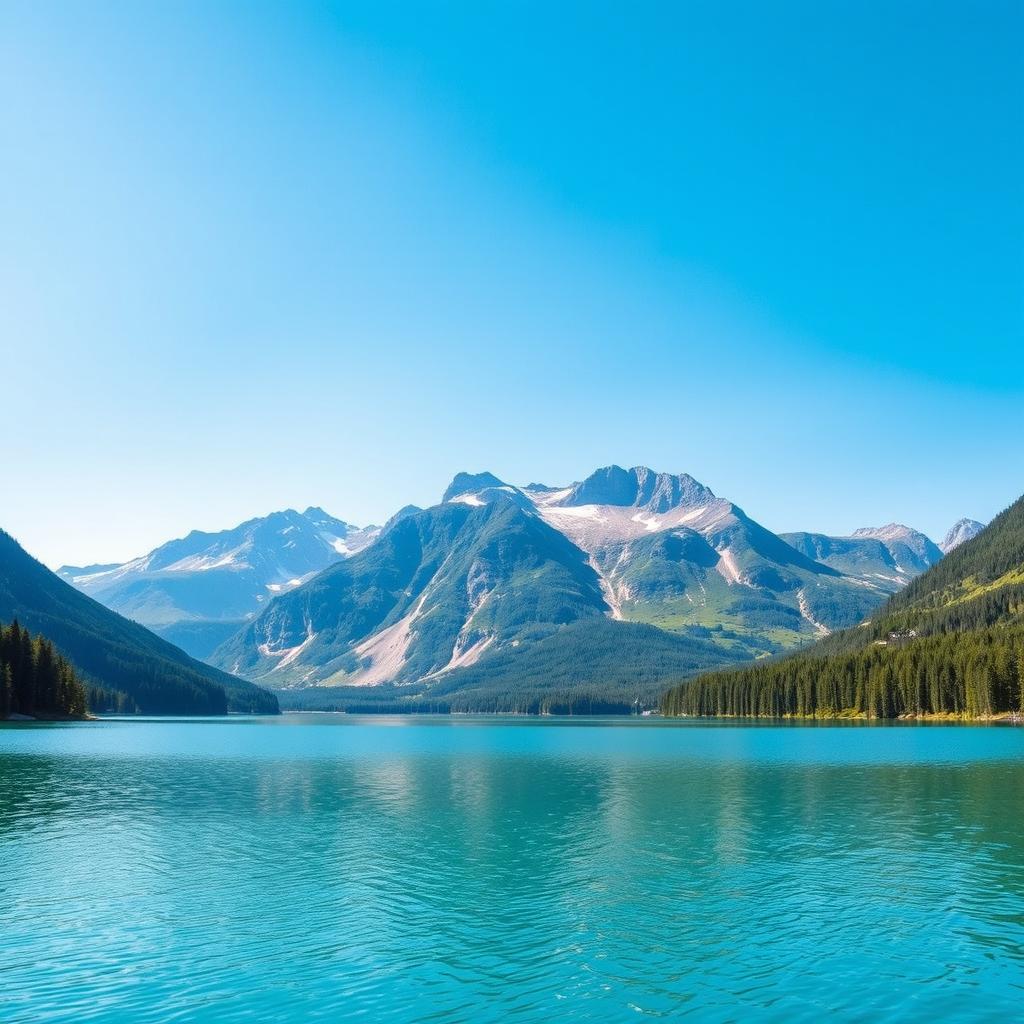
[[665, 710, 1024, 723], [4, 712, 95, 723]]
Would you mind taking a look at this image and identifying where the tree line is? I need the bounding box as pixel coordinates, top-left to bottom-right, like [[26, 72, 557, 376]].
[[662, 494, 1024, 720], [1, 619, 88, 719], [663, 626, 1024, 719]]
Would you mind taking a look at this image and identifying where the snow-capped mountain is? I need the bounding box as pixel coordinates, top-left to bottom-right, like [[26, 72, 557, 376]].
[[781, 524, 943, 593], [939, 518, 986, 554], [58, 508, 379, 659], [212, 466, 931, 698], [847, 524, 943, 574], [447, 466, 882, 643], [64, 465, 977, 709]]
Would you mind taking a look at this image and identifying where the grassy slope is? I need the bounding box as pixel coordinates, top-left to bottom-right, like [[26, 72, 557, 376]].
[[275, 617, 746, 713]]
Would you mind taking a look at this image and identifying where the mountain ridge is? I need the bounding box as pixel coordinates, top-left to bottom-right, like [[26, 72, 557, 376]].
[[1, 529, 278, 714], [54, 463, 982, 713], [664, 493, 1024, 719], [57, 507, 379, 659]]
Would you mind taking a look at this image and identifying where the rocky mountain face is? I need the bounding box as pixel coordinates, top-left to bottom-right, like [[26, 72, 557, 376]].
[[62, 465, 974, 711], [939, 518, 986, 554], [207, 466, 961, 706], [552, 465, 716, 513], [781, 527, 938, 593], [456, 468, 904, 649], [58, 508, 378, 659], [211, 497, 610, 688], [847, 524, 944, 575]]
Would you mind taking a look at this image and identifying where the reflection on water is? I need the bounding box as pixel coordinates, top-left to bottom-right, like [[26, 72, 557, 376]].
[[1, 716, 1023, 1023]]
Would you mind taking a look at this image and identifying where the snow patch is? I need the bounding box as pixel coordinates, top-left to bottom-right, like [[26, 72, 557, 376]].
[[630, 513, 661, 532], [543, 504, 609, 522], [589, 556, 623, 619], [163, 545, 251, 573], [259, 624, 317, 670]]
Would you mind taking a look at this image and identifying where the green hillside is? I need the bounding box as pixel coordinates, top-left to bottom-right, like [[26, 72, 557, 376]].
[[0, 530, 278, 715], [212, 498, 611, 687], [662, 494, 1024, 719], [275, 618, 746, 714]]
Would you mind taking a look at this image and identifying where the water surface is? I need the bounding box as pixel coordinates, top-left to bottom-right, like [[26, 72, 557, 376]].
[[2, 715, 1022, 1022]]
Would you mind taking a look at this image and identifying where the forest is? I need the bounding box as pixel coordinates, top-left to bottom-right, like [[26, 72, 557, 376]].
[[664, 625, 1024, 719], [1, 619, 88, 719]]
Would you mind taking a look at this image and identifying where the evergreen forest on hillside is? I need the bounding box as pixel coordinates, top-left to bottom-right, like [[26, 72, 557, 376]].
[[663, 495, 1024, 720], [1, 620, 88, 719]]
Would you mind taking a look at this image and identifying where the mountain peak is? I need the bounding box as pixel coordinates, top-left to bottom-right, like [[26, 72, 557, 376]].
[[559, 465, 715, 513], [383, 504, 424, 531], [848, 523, 942, 572], [850, 523, 918, 542], [442, 471, 510, 504], [939, 518, 985, 554]]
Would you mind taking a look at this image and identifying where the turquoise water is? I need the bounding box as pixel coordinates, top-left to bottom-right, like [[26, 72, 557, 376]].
[[1, 716, 1023, 1023]]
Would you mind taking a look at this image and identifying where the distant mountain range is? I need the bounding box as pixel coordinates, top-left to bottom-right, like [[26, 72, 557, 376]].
[[780, 523, 941, 589], [14, 464, 989, 716], [58, 463, 958, 711], [58, 508, 379, 659], [1, 530, 277, 715]]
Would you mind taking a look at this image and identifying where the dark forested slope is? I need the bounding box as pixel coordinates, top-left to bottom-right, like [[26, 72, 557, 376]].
[[0, 530, 278, 714], [1, 620, 88, 719]]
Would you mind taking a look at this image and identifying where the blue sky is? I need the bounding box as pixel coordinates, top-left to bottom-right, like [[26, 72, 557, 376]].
[[3, 1, 1022, 567]]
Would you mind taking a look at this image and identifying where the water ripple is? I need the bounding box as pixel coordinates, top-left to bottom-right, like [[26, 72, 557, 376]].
[[1, 716, 1022, 1023]]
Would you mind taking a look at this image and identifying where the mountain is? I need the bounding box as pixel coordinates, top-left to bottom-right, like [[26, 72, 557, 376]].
[[664, 493, 1024, 719], [1, 529, 278, 714], [847, 524, 943, 574], [779, 525, 941, 593], [513, 467, 888, 649], [442, 471, 515, 503], [940, 518, 986, 554], [209, 465, 930, 710], [213, 497, 612, 687], [210, 491, 750, 710], [554, 465, 716, 512], [58, 508, 379, 659]]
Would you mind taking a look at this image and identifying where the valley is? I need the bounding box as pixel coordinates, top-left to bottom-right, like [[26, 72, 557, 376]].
[[41, 464, 984, 714]]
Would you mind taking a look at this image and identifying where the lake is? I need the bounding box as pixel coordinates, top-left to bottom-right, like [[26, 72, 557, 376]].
[[1, 715, 1022, 1022]]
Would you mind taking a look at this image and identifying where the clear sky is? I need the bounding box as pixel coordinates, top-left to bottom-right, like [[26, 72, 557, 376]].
[[3, 1, 1022, 568]]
